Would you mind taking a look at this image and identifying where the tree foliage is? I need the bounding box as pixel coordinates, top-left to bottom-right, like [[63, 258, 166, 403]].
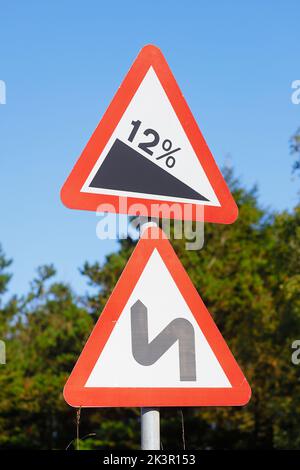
[[0, 173, 300, 449]]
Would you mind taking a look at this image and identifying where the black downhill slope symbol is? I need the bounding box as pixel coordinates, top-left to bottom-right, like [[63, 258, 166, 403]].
[[89, 139, 209, 201], [130, 300, 196, 381]]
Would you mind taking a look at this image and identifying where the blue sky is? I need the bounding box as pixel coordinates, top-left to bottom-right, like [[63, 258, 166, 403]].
[[0, 1, 299, 298]]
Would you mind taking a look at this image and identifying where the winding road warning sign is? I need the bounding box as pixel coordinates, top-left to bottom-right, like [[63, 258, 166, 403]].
[[64, 226, 251, 407], [61, 45, 238, 223]]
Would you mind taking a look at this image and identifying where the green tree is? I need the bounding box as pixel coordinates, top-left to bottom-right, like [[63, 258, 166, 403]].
[[0, 264, 95, 449], [0, 172, 300, 449], [81, 172, 300, 449]]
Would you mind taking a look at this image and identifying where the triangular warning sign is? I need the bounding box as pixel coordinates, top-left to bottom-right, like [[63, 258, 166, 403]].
[[64, 227, 251, 407], [61, 45, 238, 224]]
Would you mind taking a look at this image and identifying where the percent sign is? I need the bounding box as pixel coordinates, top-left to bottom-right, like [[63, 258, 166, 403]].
[[128, 119, 181, 168], [156, 139, 181, 168]]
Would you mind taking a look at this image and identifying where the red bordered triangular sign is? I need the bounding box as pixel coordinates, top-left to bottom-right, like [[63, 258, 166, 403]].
[[61, 45, 238, 224], [64, 227, 251, 407]]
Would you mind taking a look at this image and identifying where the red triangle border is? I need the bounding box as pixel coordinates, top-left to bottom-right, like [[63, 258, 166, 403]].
[[64, 227, 251, 407], [61, 45, 238, 224]]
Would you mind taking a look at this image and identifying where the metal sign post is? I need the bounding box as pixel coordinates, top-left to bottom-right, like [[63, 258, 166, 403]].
[[141, 407, 160, 450], [139, 217, 160, 451]]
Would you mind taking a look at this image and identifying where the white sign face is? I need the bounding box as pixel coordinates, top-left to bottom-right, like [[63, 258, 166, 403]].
[[81, 67, 220, 206], [85, 249, 231, 389]]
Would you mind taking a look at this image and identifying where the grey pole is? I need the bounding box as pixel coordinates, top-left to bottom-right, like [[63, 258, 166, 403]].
[[141, 407, 160, 450], [139, 217, 160, 451]]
